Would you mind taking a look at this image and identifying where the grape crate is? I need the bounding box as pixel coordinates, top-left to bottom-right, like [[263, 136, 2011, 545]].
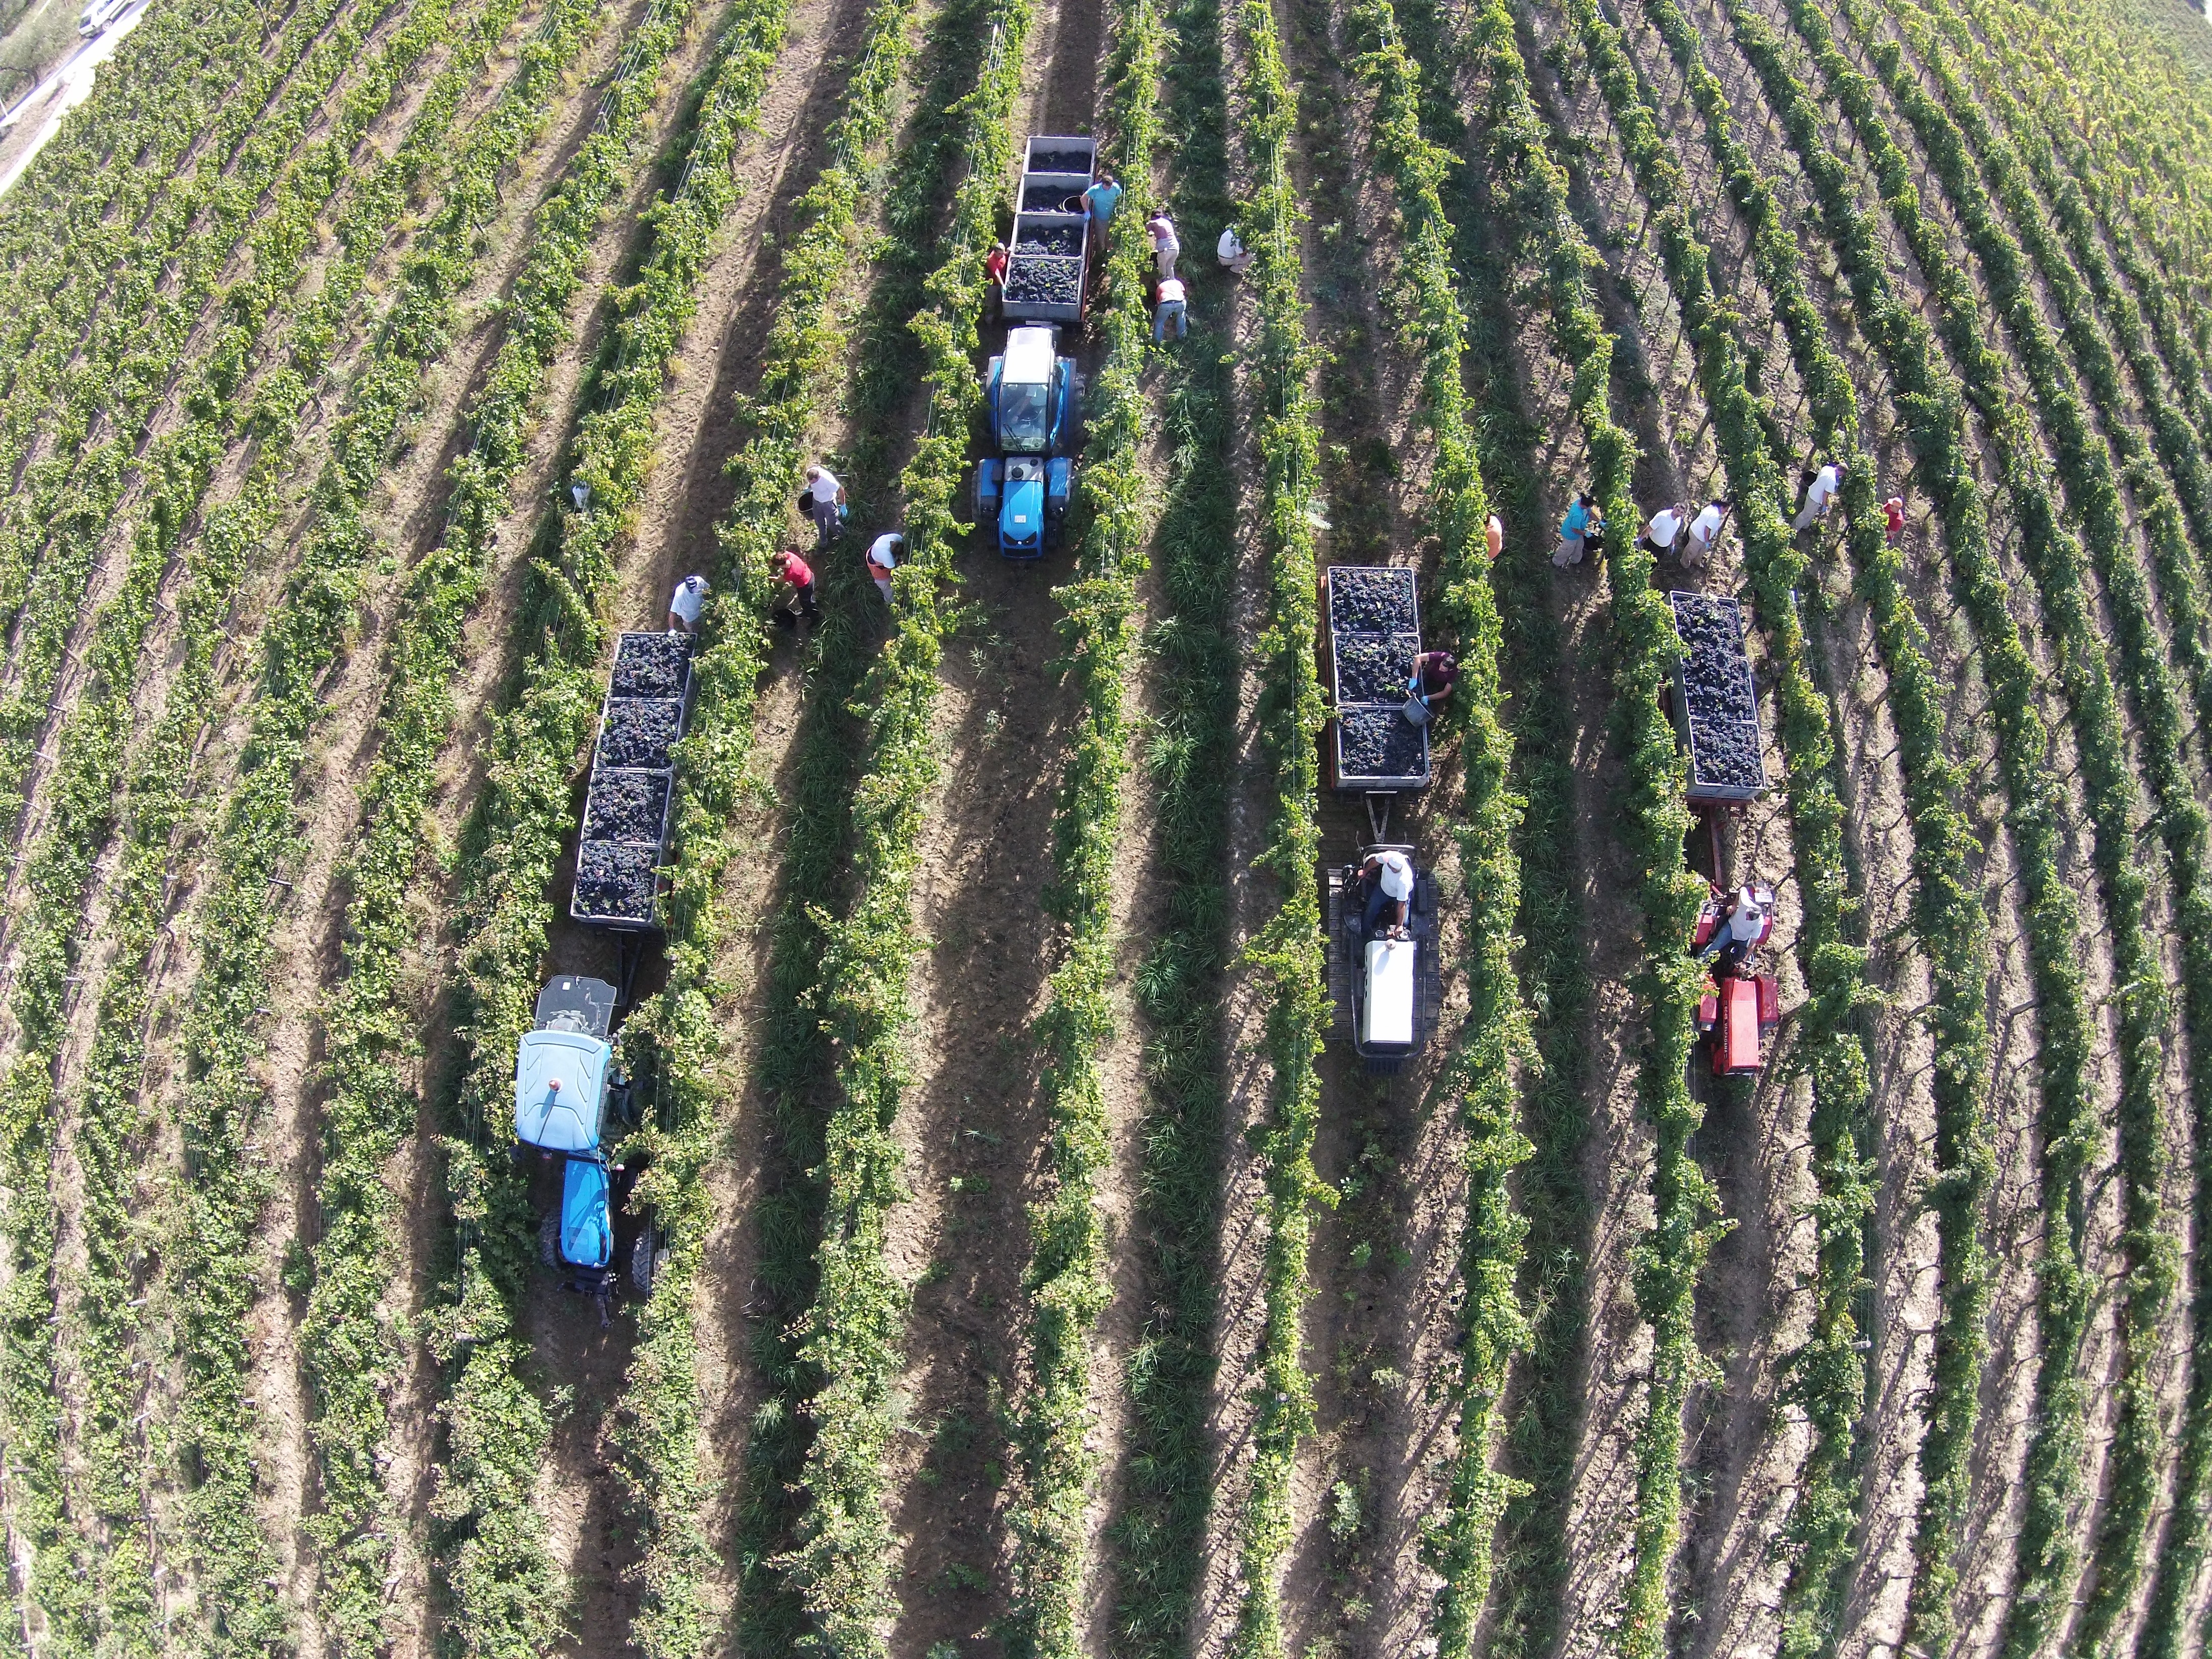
[[1667, 590, 1767, 803], [571, 631, 696, 928], [1322, 565, 1432, 792]]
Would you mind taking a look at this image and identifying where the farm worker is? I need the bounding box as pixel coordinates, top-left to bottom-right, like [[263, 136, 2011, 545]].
[[1146, 210, 1180, 280], [1697, 884, 1767, 972], [768, 549, 820, 629], [802, 464, 846, 550], [1682, 497, 1731, 570], [865, 531, 902, 605], [1884, 495, 1906, 546], [984, 241, 1009, 316], [1485, 514, 1504, 562], [1792, 460, 1845, 531], [1638, 501, 1689, 561], [667, 573, 709, 634], [1153, 276, 1187, 344], [1554, 492, 1602, 567], [1217, 225, 1254, 274], [1083, 172, 1122, 236], [1358, 848, 1416, 939], [1404, 649, 1457, 726]]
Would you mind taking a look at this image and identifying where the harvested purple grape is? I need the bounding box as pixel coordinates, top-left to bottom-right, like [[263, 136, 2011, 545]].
[[1015, 225, 1084, 256], [1004, 256, 1083, 308], [1028, 148, 1092, 174], [611, 631, 689, 700], [1023, 184, 1088, 213], [598, 698, 682, 769], [1329, 566, 1418, 634], [1337, 705, 1429, 784], [583, 769, 670, 844], [1669, 591, 1765, 796], [574, 841, 659, 923], [1334, 631, 1422, 705]]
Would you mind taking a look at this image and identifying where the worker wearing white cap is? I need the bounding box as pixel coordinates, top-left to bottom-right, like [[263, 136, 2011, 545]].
[[1698, 884, 1767, 971], [667, 573, 709, 634], [1359, 848, 1415, 939]]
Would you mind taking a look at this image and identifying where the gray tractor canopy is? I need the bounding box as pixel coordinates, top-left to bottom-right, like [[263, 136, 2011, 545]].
[[514, 976, 618, 1153]]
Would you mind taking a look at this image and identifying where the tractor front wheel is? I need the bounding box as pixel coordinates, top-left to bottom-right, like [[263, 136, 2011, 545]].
[[631, 1231, 670, 1296], [538, 1213, 560, 1268]]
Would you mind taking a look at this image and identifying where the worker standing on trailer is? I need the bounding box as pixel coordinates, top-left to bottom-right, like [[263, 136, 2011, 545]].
[[1792, 460, 1845, 531], [1638, 500, 1689, 562], [1697, 883, 1767, 972], [802, 464, 846, 550], [1682, 497, 1731, 570], [1554, 492, 1602, 567], [1358, 849, 1416, 940], [865, 531, 901, 605], [768, 549, 820, 629], [1146, 209, 1180, 279]]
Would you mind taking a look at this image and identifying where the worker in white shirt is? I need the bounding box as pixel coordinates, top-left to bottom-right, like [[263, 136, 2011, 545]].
[[1638, 501, 1689, 561], [865, 531, 901, 604], [1358, 848, 1416, 939], [1697, 883, 1769, 972], [1682, 497, 1731, 569], [1793, 461, 1845, 531], [667, 573, 709, 634], [802, 464, 846, 550], [1217, 224, 1253, 274]]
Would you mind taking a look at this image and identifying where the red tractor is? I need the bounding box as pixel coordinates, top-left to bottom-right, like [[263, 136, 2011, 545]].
[[1691, 880, 1781, 1077]]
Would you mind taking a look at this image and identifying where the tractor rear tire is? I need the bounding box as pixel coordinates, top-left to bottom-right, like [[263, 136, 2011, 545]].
[[630, 1231, 669, 1297], [537, 1213, 560, 1268]]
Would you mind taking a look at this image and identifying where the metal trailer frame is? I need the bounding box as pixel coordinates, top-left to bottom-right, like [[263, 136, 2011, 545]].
[[1666, 589, 1767, 806], [1319, 565, 1432, 836], [1003, 134, 1096, 324], [569, 631, 698, 935]]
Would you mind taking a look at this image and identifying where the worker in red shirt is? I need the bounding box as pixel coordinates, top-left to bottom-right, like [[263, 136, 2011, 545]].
[[769, 548, 820, 629], [1883, 495, 1905, 546], [985, 241, 1009, 318]]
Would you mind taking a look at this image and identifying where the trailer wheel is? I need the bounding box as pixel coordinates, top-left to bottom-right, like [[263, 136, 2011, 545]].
[[538, 1213, 560, 1268]]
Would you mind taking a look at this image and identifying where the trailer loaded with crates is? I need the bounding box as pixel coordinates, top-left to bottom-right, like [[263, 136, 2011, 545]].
[[1667, 590, 1766, 804], [1322, 565, 1432, 810], [1002, 135, 1096, 325], [571, 630, 696, 930]]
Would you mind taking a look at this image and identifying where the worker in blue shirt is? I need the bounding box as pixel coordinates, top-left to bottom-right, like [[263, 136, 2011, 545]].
[[1083, 172, 1123, 248], [1554, 492, 1602, 567]]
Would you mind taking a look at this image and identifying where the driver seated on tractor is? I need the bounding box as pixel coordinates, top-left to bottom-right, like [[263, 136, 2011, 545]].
[[1697, 883, 1767, 972], [1358, 849, 1416, 941]]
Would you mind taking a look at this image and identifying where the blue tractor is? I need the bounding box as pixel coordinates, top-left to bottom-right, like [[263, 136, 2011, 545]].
[[514, 975, 666, 1305], [974, 323, 1082, 558]]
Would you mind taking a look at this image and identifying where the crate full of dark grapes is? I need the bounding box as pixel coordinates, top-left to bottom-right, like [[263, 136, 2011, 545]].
[[1667, 591, 1767, 804], [570, 631, 696, 929], [1004, 134, 1096, 323], [1322, 565, 1431, 793]]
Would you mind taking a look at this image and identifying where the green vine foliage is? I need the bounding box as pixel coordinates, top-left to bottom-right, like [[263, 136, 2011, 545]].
[[1000, 0, 1160, 1652], [0, 2, 511, 1649], [1562, 9, 1917, 1656], [597, 0, 923, 1648], [1794, 5, 2206, 1651], [1339, 0, 1532, 1648], [1220, 0, 1331, 1645], [1464, 4, 1716, 1650], [762, 0, 1034, 1645]]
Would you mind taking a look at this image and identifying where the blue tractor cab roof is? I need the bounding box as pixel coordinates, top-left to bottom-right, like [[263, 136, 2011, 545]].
[[560, 1156, 613, 1269], [515, 1029, 611, 1153]]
